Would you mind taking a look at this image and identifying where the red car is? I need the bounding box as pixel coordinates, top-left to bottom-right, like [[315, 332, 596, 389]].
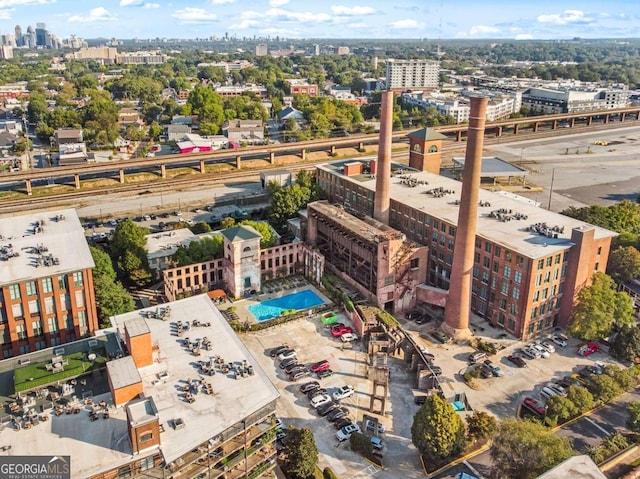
[[522, 397, 546, 416], [578, 342, 600, 357], [331, 325, 354, 337], [310, 360, 331, 373]]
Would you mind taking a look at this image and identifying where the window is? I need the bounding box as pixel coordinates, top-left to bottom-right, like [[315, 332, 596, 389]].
[[501, 282, 509, 295], [66, 314, 74, 331], [449, 226, 455, 236], [535, 274, 542, 286], [493, 262, 499, 273], [516, 255, 524, 267], [12, 303, 24, 318], [28, 300, 39, 315], [474, 252, 480, 264], [44, 297, 55, 315], [485, 242, 492, 253], [32, 320, 43, 336], [26, 281, 37, 296], [42, 277, 53, 294], [140, 432, 154, 443], [533, 291, 540, 302], [9, 284, 20, 300], [597, 246, 602, 255], [512, 287, 520, 300], [499, 299, 507, 310], [537, 260, 544, 270], [48, 317, 59, 333], [16, 323, 26, 340], [494, 246, 501, 258], [473, 267, 479, 279], [542, 288, 549, 300], [555, 254, 561, 265], [481, 271, 489, 284], [384, 276, 394, 286], [78, 311, 87, 328], [595, 262, 599, 271], [75, 290, 85, 308], [60, 294, 69, 311], [73, 271, 83, 287], [544, 271, 551, 283], [546, 257, 553, 267], [508, 319, 516, 331], [531, 307, 538, 319], [514, 271, 522, 284], [483, 257, 490, 268], [505, 251, 512, 262], [410, 258, 419, 269], [441, 222, 446, 232], [140, 457, 154, 471], [504, 266, 511, 279]]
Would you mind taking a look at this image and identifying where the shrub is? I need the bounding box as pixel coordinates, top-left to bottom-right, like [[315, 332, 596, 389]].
[[350, 432, 372, 457], [228, 306, 237, 313], [323, 467, 339, 479]]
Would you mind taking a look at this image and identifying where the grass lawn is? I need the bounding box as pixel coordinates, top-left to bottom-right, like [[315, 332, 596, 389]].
[[14, 351, 107, 393]]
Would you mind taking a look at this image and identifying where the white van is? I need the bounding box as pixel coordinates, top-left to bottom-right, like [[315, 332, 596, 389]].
[[540, 387, 559, 400]]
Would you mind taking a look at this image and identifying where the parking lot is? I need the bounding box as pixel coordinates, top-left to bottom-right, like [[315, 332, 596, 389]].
[[241, 314, 426, 479]]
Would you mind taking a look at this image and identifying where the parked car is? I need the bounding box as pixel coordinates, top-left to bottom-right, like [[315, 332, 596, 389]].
[[332, 385, 355, 401], [468, 351, 487, 363], [336, 423, 361, 441], [541, 386, 560, 400], [521, 348, 539, 360], [540, 341, 556, 353], [340, 333, 359, 342], [531, 344, 550, 359], [364, 419, 385, 434], [299, 381, 320, 394], [334, 417, 353, 429], [269, 345, 290, 357], [432, 331, 452, 344], [307, 388, 327, 400], [279, 357, 298, 370], [552, 334, 568, 347], [405, 310, 422, 320], [331, 325, 354, 337], [317, 401, 338, 416], [317, 369, 334, 380], [522, 397, 547, 416], [310, 394, 332, 409], [578, 342, 600, 357], [290, 370, 311, 382], [558, 376, 583, 389], [546, 382, 567, 396], [483, 360, 503, 377], [507, 355, 527, 368], [310, 360, 331, 373], [278, 349, 297, 362], [327, 407, 350, 422], [370, 436, 384, 450]]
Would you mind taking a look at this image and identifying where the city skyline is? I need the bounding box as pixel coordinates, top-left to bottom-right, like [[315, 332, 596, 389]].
[[0, 0, 638, 41]]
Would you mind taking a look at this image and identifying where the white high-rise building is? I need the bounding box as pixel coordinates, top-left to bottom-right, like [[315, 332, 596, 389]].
[[385, 59, 440, 89]]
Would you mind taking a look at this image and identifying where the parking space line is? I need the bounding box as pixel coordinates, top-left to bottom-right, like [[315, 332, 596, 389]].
[[584, 417, 611, 437]]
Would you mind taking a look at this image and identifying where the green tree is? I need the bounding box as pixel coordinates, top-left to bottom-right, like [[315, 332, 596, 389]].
[[490, 419, 575, 479], [411, 394, 466, 467], [349, 431, 373, 457], [89, 246, 135, 327], [611, 325, 640, 363], [221, 217, 236, 229], [173, 235, 223, 266], [607, 246, 640, 284], [189, 222, 212, 234], [626, 401, 640, 433], [603, 365, 636, 392], [110, 219, 152, 286], [281, 427, 318, 479], [546, 395, 578, 422], [566, 385, 595, 413], [239, 220, 276, 248], [466, 411, 497, 441], [587, 374, 623, 404], [124, 125, 145, 141], [148, 121, 163, 140], [569, 272, 635, 340]]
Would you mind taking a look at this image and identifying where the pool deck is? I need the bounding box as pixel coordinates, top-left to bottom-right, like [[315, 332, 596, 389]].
[[217, 282, 332, 325]]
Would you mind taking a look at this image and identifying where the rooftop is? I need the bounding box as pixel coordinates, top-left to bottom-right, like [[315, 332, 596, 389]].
[[4, 295, 279, 478], [106, 356, 141, 390], [0, 208, 95, 286], [318, 160, 617, 259], [407, 127, 448, 141], [452, 156, 528, 177], [145, 228, 195, 260], [220, 225, 262, 243], [536, 455, 606, 479]]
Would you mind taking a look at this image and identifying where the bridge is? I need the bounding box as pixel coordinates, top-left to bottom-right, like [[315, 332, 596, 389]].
[[4, 106, 640, 195]]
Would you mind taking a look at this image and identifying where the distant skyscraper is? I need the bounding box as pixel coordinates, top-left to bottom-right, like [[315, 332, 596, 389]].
[[314, 44, 320, 56], [14, 25, 22, 47], [255, 44, 267, 56], [26, 25, 35, 48], [35, 22, 47, 47]]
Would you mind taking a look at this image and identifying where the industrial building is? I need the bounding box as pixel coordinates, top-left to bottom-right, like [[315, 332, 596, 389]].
[[0, 209, 99, 358], [2, 294, 280, 479]]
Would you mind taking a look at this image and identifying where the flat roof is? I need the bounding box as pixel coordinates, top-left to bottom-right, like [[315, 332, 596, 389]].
[[124, 316, 150, 338], [0, 208, 94, 286], [6, 295, 279, 478], [145, 228, 195, 259], [106, 356, 142, 390], [126, 396, 158, 426], [452, 156, 528, 177], [318, 160, 617, 259], [536, 455, 607, 479]]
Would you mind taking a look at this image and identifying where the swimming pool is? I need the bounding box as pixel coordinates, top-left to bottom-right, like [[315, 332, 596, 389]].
[[248, 290, 325, 322]]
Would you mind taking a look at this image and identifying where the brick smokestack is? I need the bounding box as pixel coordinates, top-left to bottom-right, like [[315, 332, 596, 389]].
[[373, 90, 394, 224], [443, 96, 489, 341]]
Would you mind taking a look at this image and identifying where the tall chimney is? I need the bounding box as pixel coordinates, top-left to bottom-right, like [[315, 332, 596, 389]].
[[442, 96, 489, 341], [373, 90, 394, 224]]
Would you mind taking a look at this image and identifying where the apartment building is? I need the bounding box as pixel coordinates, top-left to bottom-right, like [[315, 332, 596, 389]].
[[0, 209, 98, 358], [386, 59, 440, 90], [316, 160, 616, 340]]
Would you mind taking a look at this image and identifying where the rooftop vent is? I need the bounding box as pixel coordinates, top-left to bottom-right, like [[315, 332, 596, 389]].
[[424, 187, 455, 198], [527, 222, 565, 237]]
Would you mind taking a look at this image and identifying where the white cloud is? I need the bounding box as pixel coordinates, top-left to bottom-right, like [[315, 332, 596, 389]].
[[389, 19, 419, 29], [172, 7, 218, 23], [269, 0, 289, 6], [537, 9, 591, 25], [516, 34, 534, 40], [0, 0, 54, 7], [347, 22, 367, 29], [230, 19, 260, 29], [119, 0, 142, 6], [331, 5, 375, 16], [265, 8, 332, 23], [0, 9, 11, 20], [211, 0, 235, 4], [68, 7, 116, 23], [469, 25, 500, 35], [144, 3, 159, 8]]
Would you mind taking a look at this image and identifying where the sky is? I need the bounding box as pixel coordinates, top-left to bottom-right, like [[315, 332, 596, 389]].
[[1, 0, 639, 41]]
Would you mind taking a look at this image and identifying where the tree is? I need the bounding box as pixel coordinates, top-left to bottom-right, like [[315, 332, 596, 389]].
[[626, 401, 640, 433], [608, 246, 640, 284], [466, 411, 497, 441], [490, 419, 575, 479], [587, 374, 623, 404], [148, 121, 163, 140], [569, 272, 635, 340], [611, 325, 640, 363], [89, 246, 135, 327], [189, 222, 212, 234], [349, 431, 373, 457], [603, 365, 636, 392], [239, 220, 276, 248], [281, 427, 318, 479], [221, 217, 236, 229], [110, 219, 152, 286], [173, 235, 223, 266], [566, 385, 595, 413], [411, 394, 466, 467], [546, 395, 578, 422]]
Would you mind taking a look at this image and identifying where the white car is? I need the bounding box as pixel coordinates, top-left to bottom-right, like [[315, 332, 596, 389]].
[[332, 385, 355, 401], [532, 344, 550, 358], [552, 335, 568, 347], [310, 394, 332, 409], [278, 350, 297, 362], [370, 436, 384, 450], [540, 341, 556, 353], [336, 423, 361, 441], [340, 333, 358, 342], [524, 347, 541, 359]]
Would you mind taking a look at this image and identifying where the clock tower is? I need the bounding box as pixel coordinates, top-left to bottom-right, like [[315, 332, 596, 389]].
[[408, 127, 448, 174]]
